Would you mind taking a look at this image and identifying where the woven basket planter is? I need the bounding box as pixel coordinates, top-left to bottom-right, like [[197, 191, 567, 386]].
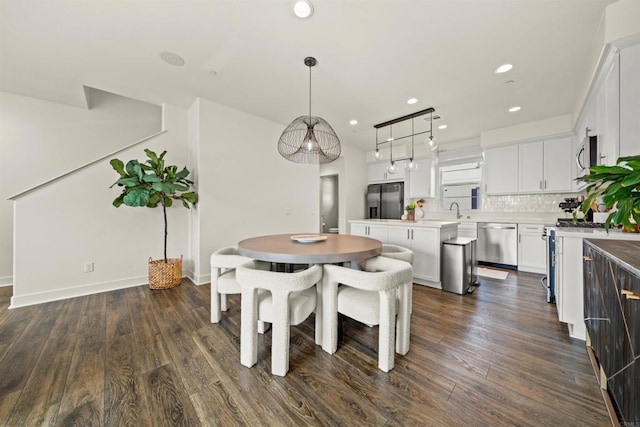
[[148, 255, 182, 289]]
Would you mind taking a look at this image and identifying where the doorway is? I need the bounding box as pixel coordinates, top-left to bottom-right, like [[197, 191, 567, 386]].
[[320, 174, 339, 234]]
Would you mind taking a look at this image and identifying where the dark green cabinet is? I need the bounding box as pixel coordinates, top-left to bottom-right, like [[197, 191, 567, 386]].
[[583, 239, 639, 424]]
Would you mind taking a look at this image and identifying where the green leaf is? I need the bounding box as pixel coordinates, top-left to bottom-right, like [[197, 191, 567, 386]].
[[164, 196, 173, 207], [152, 182, 176, 194], [142, 175, 162, 183], [110, 159, 126, 177], [621, 171, 640, 187], [125, 160, 140, 176], [144, 149, 158, 163], [181, 192, 197, 204], [112, 194, 124, 207], [175, 167, 189, 180], [147, 192, 162, 207], [123, 188, 150, 207], [117, 177, 141, 187]]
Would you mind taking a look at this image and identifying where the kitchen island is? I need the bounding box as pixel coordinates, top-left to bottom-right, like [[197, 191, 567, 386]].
[[554, 227, 640, 340], [350, 219, 458, 288]]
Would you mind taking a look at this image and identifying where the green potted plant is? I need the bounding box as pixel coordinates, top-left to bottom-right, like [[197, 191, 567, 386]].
[[575, 155, 640, 231], [405, 200, 417, 221], [110, 149, 198, 289]]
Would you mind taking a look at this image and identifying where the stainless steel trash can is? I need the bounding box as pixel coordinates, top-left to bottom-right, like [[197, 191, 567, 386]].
[[442, 237, 477, 294]]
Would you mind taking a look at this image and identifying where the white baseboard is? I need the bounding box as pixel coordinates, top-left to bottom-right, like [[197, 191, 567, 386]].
[[0, 276, 13, 287], [196, 273, 211, 286], [9, 275, 149, 308]]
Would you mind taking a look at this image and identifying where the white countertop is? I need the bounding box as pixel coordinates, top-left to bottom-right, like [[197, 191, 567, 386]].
[[419, 212, 561, 225], [555, 228, 640, 241], [349, 219, 459, 228]]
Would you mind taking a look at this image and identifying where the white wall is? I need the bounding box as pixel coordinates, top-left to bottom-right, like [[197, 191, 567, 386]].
[[320, 143, 368, 231], [0, 89, 162, 286], [192, 98, 320, 284], [480, 114, 573, 147], [10, 104, 189, 307]]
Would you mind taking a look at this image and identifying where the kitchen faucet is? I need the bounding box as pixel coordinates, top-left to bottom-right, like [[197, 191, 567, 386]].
[[449, 202, 462, 219]]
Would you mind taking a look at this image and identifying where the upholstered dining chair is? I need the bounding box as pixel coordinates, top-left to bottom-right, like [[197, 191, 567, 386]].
[[210, 247, 269, 330], [236, 264, 322, 376], [322, 256, 413, 372], [381, 244, 414, 313]]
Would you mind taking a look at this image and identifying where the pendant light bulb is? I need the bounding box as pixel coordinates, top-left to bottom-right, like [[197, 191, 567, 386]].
[[406, 158, 418, 171], [387, 162, 397, 174], [374, 149, 383, 160], [428, 136, 438, 151]]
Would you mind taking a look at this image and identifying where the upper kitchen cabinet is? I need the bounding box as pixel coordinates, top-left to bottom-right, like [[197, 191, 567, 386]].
[[597, 52, 620, 166], [620, 44, 640, 158], [484, 144, 518, 195], [408, 158, 434, 198], [518, 137, 572, 193], [368, 161, 405, 183]]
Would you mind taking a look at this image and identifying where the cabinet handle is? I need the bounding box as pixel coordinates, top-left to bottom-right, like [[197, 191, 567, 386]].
[[624, 292, 640, 300], [583, 256, 592, 261], [411, 229, 414, 240], [407, 229, 410, 240], [544, 180, 547, 189]]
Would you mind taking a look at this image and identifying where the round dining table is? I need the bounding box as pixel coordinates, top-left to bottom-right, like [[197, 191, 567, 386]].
[[237, 233, 382, 264], [237, 233, 382, 354]]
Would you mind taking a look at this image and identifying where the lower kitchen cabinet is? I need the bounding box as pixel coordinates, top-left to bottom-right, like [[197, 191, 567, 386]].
[[517, 224, 546, 274], [583, 239, 640, 424], [555, 234, 587, 339], [351, 221, 457, 287], [388, 226, 439, 283], [350, 223, 388, 242]]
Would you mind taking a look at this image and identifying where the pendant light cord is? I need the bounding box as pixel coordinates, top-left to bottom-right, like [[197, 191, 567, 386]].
[[308, 63, 312, 124]]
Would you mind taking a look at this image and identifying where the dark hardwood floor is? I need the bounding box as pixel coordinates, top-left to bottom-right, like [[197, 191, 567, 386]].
[[0, 269, 610, 426]]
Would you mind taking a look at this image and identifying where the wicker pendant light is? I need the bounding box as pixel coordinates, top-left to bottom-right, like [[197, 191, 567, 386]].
[[278, 57, 341, 164]]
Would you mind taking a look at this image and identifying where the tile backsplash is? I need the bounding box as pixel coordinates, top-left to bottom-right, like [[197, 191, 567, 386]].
[[481, 193, 580, 212], [421, 192, 582, 213]]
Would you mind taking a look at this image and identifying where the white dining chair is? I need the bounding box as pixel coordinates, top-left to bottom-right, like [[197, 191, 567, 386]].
[[322, 256, 413, 372], [381, 244, 414, 313], [236, 264, 322, 376], [210, 247, 270, 332]]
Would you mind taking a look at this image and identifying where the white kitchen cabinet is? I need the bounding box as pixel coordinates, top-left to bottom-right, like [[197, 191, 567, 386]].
[[368, 161, 405, 183], [518, 138, 572, 193], [350, 223, 388, 242], [555, 235, 586, 340], [388, 226, 439, 283], [620, 44, 640, 158], [596, 53, 620, 166], [517, 224, 546, 274], [518, 142, 544, 192], [543, 137, 573, 192], [484, 144, 518, 195], [407, 158, 434, 198]]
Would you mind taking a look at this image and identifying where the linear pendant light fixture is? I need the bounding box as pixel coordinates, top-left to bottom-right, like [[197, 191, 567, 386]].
[[278, 57, 341, 164], [373, 108, 436, 171]]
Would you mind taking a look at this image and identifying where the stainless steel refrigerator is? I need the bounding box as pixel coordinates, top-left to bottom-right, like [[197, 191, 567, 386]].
[[367, 182, 404, 220]]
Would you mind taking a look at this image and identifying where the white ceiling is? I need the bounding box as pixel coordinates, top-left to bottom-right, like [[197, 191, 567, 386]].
[[0, 0, 614, 152]]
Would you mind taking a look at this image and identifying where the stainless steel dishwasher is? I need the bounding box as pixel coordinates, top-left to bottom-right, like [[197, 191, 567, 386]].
[[477, 223, 517, 266]]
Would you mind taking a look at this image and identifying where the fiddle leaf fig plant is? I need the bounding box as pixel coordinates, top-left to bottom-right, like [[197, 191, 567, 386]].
[[110, 149, 198, 261], [575, 155, 640, 231]]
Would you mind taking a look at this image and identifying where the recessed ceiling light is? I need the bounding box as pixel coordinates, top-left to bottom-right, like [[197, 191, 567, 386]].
[[159, 51, 185, 66], [495, 63, 513, 74], [293, 0, 314, 18], [438, 124, 448, 130], [349, 119, 358, 125], [407, 98, 418, 105], [509, 106, 522, 112], [209, 70, 218, 76]]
